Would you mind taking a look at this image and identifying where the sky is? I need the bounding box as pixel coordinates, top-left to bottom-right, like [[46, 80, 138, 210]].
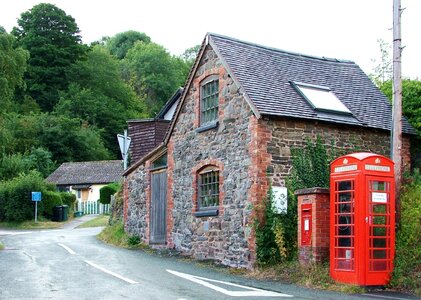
[[1, 0, 420, 79]]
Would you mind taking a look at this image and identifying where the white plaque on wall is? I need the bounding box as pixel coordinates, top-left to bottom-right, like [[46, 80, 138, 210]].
[[272, 186, 288, 214]]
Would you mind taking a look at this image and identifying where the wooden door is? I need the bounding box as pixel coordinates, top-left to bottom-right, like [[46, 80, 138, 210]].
[[150, 170, 167, 244]]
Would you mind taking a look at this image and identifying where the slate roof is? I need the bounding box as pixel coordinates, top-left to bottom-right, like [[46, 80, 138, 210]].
[[46, 160, 123, 186], [208, 33, 415, 134]]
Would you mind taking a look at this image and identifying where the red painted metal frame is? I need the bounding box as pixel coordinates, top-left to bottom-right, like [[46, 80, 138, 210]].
[[330, 153, 395, 286]]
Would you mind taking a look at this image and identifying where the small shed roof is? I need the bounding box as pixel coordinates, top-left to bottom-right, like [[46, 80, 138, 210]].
[[46, 160, 123, 186]]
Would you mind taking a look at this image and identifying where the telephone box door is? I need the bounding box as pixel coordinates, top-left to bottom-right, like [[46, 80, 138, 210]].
[[364, 176, 395, 285], [331, 176, 357, 282]]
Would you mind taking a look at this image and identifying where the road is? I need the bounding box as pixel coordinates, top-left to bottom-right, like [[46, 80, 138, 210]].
[[0, 217, 417, 300]]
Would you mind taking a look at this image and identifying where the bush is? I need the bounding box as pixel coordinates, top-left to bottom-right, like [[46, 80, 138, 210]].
[[0, 171, 55, 222], [41, 190, 63, 219], [99, 182, 120, 204], [390, 170, 421, 294], [60, 192, 76, 209]]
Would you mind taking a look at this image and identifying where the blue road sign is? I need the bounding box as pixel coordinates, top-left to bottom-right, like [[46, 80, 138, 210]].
[[32, 192, 42, 201]]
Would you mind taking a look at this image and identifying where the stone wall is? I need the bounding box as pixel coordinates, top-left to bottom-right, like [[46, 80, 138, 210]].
[[125, 163, 150, 242], [168, 45, 255, 268], [264, 118, 411, 187]]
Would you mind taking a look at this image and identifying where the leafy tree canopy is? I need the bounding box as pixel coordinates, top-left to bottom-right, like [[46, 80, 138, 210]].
[[12, 3, 87, 112], [0, 113, 110, 164], [0, 32, 29, 112], [378, 79, 421, 135], [123, 41, 189, 114], [106, 30, 151, 59], [56, 45, 147, 155]]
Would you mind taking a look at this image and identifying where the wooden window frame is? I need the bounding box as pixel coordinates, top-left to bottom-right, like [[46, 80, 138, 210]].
[[199, 76, 219, 128], [196, 166, 219, 216]]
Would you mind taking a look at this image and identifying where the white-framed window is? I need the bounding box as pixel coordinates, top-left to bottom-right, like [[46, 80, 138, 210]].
[[292, 82, 351, 114]]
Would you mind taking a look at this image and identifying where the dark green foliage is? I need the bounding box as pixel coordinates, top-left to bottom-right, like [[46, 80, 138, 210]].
[[60, 192, 76, 208], [0, 171, 55, 222], [127, 235, 140, 246], [391, 170, 421, 293], [41, 190, 63, 219], [254, 188, 281, 265], [254, 187, 299, 266], [255, 137, 335, 265], [56, 45, 146, 155], [0, 147, 55, 181], [105, 30, 151, 59], [290, 137, 333, 190], [378, 79, 421, 168], [123, 41, 190, 114], [12, 3, 87, 112], [0, 31, 29, 112], [0, 113, 110, 164], [99, 182, 120, 204]]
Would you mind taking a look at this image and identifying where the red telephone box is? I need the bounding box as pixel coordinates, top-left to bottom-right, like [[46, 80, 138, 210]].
[[330, 152, 395, 286]]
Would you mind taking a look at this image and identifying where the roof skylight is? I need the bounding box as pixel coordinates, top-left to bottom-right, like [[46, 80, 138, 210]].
[[292, 82, 351, 114]]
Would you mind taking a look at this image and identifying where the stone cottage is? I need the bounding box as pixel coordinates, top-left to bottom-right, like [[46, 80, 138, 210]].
[[123, 33, 415, 268]]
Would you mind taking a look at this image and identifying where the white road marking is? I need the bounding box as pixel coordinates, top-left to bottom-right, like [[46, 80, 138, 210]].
[[85, 260, 138, 284], [0, 231, 33, 236], [58, 243, 76, 255], [167, 269, 293, 297]]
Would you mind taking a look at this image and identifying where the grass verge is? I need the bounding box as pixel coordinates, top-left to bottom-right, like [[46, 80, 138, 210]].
[[77, 215, 109, 228], [247, 261, 365, 294], [0, 218, 63, 230], [97, 221, 148, 249]]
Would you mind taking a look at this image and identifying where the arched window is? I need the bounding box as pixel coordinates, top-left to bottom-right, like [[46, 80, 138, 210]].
[[198, 166, 219, 210]]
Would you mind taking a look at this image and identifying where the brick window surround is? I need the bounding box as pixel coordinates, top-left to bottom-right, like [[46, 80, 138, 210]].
[[192, 160, 225, 217]]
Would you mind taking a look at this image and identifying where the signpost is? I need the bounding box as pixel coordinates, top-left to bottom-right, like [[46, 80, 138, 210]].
[[31, 192, 42, 223], [117, 130, 131, 170]]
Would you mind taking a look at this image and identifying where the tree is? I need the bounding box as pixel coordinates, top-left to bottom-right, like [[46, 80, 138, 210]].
[[0, 32, 29, 112], [379, 79, 421, 167], [123, 41, 189, 114], [181, 44, 200, 67], [370, 39, 393, 85], [56, 45, 147, 155], [106, 30, 151, 59], [0, 113, 110, 164], [12, 3, 87, 112]]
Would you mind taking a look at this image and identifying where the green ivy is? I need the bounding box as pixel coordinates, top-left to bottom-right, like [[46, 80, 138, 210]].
[[254, 136, 334, 265]]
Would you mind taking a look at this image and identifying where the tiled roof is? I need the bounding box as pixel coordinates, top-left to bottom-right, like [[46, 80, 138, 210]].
[[209, 33, 415, 134], [46, 160, 123, 185]]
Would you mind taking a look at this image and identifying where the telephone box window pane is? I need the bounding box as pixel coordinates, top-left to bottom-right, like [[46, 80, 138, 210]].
[[338, 181, 352, 191], [339, 203, 351, 213], [371, 261, 387, 271], [372, 250, 387, 259], [373, 227, 387, 236], [372, 238, 387, 248], [339, 237, 352, 247], [373, 216, 387, 225], [372, 204, 387, 214], [339, 192, 352, 202], [371, 181, 388, 191]]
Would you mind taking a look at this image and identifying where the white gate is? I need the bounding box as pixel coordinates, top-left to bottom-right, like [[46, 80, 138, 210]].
[[77, 201, 110, 215]]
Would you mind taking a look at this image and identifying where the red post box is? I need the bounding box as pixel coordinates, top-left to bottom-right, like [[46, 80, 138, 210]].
[[330, 152, 395, 286], [301, 204, 312, 246]]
